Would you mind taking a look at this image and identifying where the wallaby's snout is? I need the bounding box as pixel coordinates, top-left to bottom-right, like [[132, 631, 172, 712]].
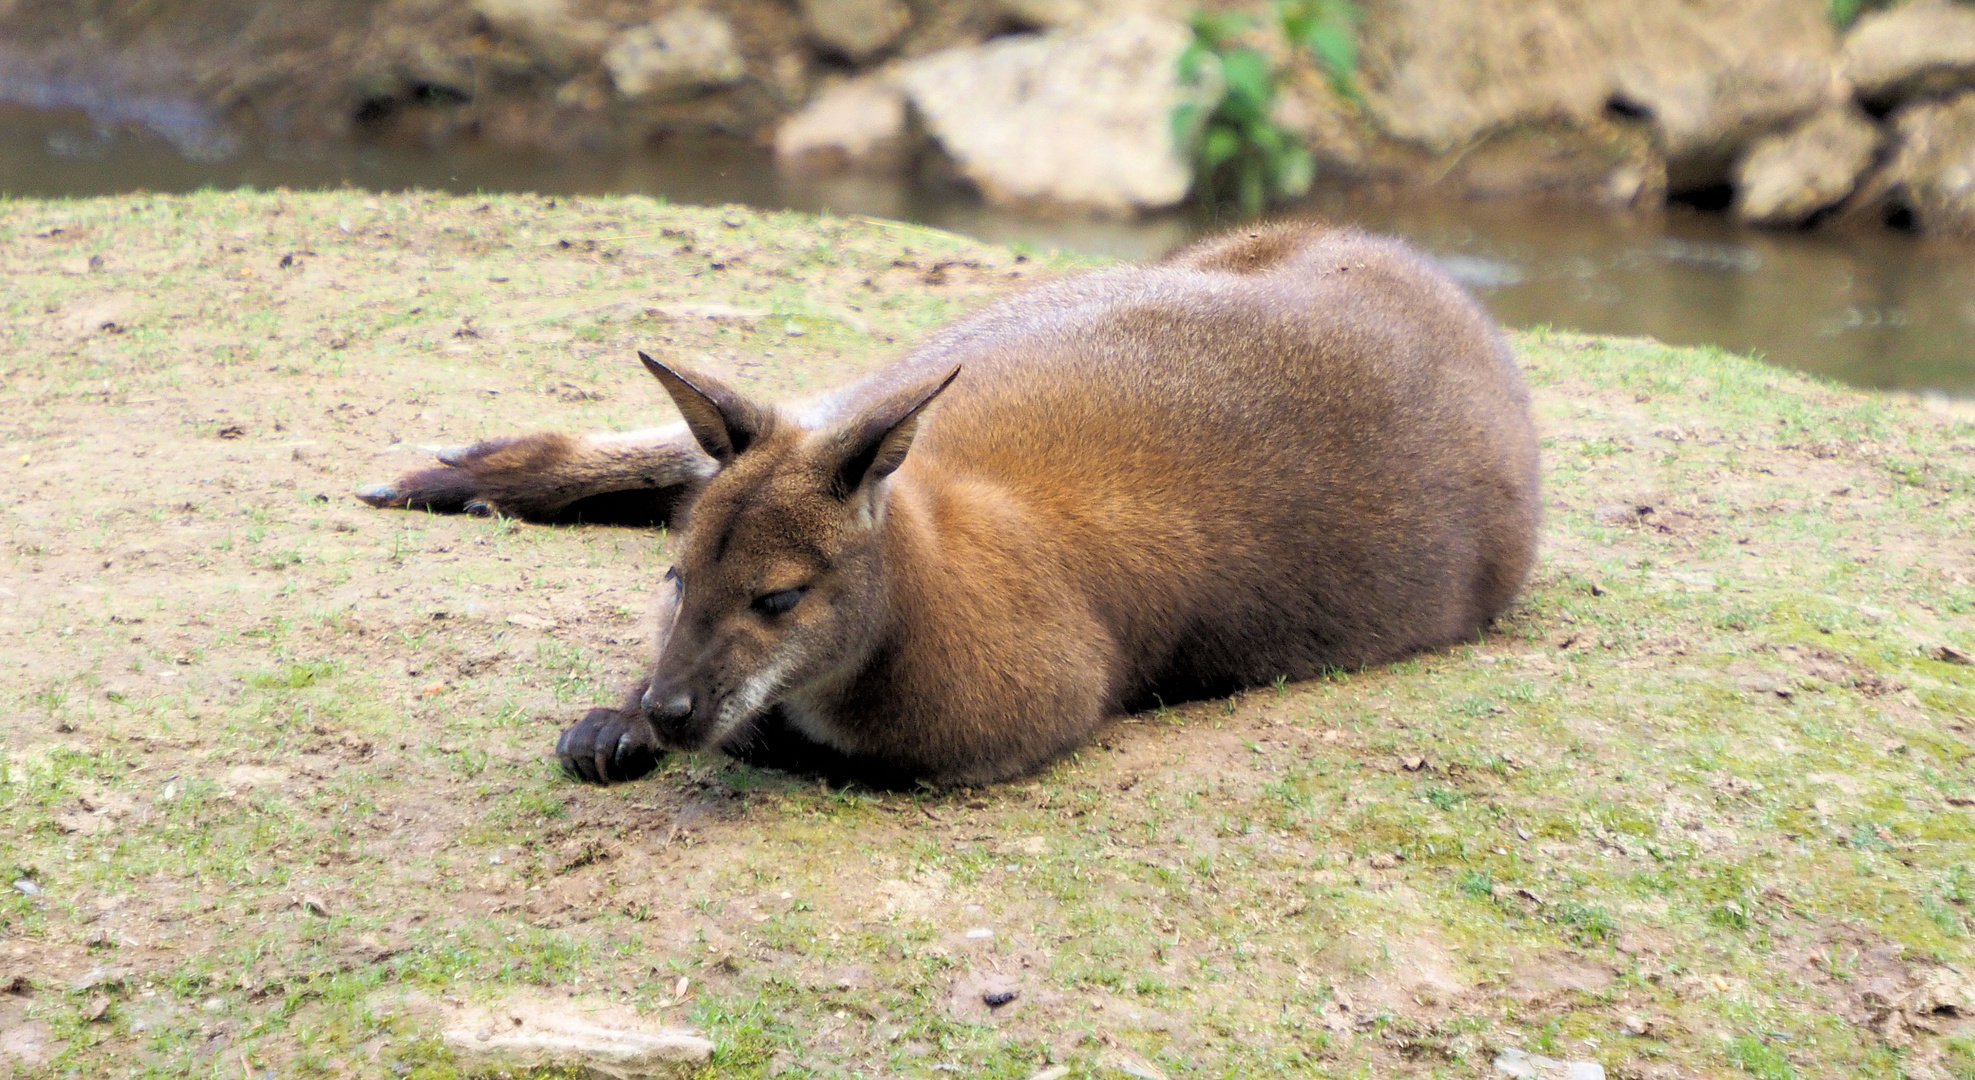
[[639, 563, 719, 751], [638, 680, 694, 743]]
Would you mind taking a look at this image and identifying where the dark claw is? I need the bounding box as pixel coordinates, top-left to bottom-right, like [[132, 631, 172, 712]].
[[555, 724, 590, 782], [355, 484, 399, 507], [463, 500, 494, 517], [556, 707, 662, 785]]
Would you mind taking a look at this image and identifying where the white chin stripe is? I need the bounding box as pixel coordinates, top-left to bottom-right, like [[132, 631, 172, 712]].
[[709, 647, 804, 748]]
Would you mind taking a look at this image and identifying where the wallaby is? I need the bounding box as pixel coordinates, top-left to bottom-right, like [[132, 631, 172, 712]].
[[359, 224, 1541, 787]]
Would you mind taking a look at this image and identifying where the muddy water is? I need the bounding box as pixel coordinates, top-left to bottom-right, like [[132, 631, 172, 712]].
[[5, 102, 1973, 396]]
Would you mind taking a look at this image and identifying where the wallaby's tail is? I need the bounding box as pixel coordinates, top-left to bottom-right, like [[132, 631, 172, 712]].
[[356, 426, 713, 523]]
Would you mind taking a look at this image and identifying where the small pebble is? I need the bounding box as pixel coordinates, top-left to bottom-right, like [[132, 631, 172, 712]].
[[11, 879, 39, 897], [963, 927, 993, 939]]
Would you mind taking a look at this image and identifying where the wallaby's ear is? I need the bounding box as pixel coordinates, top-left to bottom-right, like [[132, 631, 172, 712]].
[[826, 366, 961, 500], [639, 352, 767, 464]]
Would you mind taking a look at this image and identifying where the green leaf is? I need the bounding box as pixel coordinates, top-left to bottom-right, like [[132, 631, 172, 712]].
[[1190, 10, 1253, 47], [1177, 41, 1211, 82], [1220, 48, 1272, 105], [1201, 125, 1242, 174], [1246, 121, 1284, 155], [1273, 145, 1315, 199], [1171, 102, 1203, 150], [1307, 24, 1357, 84]]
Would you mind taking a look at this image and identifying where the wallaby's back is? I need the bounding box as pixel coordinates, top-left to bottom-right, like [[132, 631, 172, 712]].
[[882, 224, 1539, 714]]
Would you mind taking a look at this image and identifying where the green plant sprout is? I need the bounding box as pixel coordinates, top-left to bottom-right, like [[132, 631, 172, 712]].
[[1175, 1, 1360, 213]]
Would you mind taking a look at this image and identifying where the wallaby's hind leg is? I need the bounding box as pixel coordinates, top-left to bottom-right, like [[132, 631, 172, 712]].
[[356, 424, 714, 523]]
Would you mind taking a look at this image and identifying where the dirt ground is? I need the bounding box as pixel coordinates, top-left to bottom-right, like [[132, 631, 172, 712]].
[[3, 190, 1974, 1079]]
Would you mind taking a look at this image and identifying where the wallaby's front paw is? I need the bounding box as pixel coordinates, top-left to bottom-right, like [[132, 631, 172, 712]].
[[556, 706, 664, 784], [355, 434, 579, 519]]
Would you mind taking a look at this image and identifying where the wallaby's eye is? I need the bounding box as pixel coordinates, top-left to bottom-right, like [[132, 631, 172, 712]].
[[750, 587, 806, 617]]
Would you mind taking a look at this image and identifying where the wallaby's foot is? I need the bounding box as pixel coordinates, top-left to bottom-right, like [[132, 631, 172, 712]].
[[356, 425, 713, 523], [556, 705, 665, 784]]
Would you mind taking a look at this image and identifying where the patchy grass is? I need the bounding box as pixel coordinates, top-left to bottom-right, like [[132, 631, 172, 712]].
[[2, 190, 1973, 1079]]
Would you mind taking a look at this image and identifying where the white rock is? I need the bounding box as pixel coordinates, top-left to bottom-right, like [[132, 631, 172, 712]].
[[442, 1013, 712, 1080], [1494, 1047, 1606, 1080], [605, 9, 746, 101], [1843, 0, 1975, 105], [799, 0, 912, 63], [1734, 105, 1884, 224], [774, 78, 911, 172], [1907, 966, 1975, 1014], [894, 16, 1203, 213]]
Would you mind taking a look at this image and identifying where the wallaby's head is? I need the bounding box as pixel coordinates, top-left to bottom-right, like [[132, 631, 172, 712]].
[[634, 352, 959, 752]]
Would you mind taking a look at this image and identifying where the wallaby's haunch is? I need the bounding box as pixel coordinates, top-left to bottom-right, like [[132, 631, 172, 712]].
[[359, 225, 1540, 787]]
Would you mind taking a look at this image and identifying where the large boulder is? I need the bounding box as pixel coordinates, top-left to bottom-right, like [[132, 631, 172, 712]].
[[892, 15, 1202, 213], [1865, 91, 1975, 235], [773, 77, 911, 172], [603, 9, 746, 101], [1841, 0, 1975, 107], [1733, 105, 1884, 224], [1356, 0, 1839, 189], [799, 0, 912, 62], [1268, 51, 1665, 202]]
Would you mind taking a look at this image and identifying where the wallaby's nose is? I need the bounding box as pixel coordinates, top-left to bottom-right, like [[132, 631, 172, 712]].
[[640, 683, 693, 725]]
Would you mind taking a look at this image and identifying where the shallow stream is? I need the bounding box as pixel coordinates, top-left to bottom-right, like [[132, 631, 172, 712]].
[[5, 103, 1972, 396]]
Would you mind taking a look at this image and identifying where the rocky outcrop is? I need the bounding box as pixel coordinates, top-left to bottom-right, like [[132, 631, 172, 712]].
[[1842, 0, 1975, 107], [6, 0, 1970, 228], [891, 16, 1202, 213], [1734, 106, 1883, 224], [799, 0, 913, 62], [603, 9, 746, 101], [1863, 91, 1975, 235], [1356, 0, 1838, 190]]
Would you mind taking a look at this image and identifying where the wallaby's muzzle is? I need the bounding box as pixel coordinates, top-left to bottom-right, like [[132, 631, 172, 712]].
[[639, 682, 696, 746], [639, 565, 708, 749]]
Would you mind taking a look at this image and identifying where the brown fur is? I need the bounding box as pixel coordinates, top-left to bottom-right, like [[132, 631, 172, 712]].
[[363, 224, 1541, 787]]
